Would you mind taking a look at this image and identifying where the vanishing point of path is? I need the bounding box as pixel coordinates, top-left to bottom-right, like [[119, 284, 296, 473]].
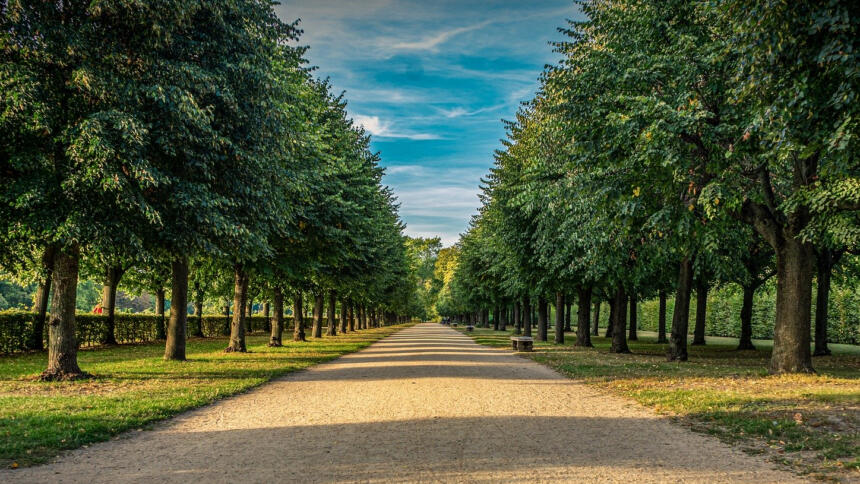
[[9, 323, 800, 483]]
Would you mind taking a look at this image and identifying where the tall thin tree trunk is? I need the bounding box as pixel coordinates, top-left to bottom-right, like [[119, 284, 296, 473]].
[[514, 301, 521, 335], [522, 298, 532, 337], [327, 290, 337, 336], [100, 265, 124, 345], [493, 306, 500, 331], [312, 291, 324, 338], [348, 302, 355, 331], [155, 288, 166, 339], [223, 304, 230, 336], [770, 239, 814, 373], [737, 285, 756, 350], [268, 287, 284, 347], [605, 298, 614, 338], [575, 286, 592, 347], [554, 292, 564, 344], [628, 294, 638, 341], [499, 303, 507, 331], [814, 249, 834, 356], [610, 286, 630, 354], [668, 257, 693, 362], [564, 298, 572, 332], [30, 245, 56, 351], [340, 298, 349, 333], [592, 301, 600, 336], [537, 296, 548, 341], [193, 280, 204, 337], [293, 292, 305, 341], [656, 291, 668, 344], [225, 265, 248, 352], [246, 298, 253, 333], [164, 257, 189, 361], [40, 244, 86, 380], [692, 278, 708, 345]]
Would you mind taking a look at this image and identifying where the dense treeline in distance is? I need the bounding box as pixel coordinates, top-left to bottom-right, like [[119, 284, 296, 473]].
[[0, 1, 425, 379], [436, 0, 859, 374]]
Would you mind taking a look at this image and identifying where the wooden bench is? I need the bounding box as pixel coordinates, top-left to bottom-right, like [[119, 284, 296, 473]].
[[466, 325, 474, 332], [510, 336, 534, 352]]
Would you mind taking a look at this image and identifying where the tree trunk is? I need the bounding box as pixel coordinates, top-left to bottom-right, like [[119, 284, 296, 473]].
[[668, 257, 693, 362], [223, 304, 230, 336], [246, 298, 253, 333], [348, 302, 355, 331], [605, 298, 614, 338], [814, 249, 833, 356], [30, 245, 57, 351], [100, 265, 124, 345], [564, 298, 572, 332], [513, 301, 521, 335], [164, 257, 189, 361], [499, 303, 507, 331], [225, 265, 248, 352], [155, 290, 167, 340], [628, 294, 638, 341], [737, 284, 756, 350], [40, 244, 86, 380], [771, 239, 814, 373], [537, 296, 548, 341], [592, 301, 600, 336], [340, 298, 348, 333], [575, 286, 592, 347], [312, 291, 324, 338], [293, 292, 305, 341], [692, 278, 708, 345], [656, 291, 668, 344], [268, 286, 284, 347], [522, 298, 532, 337], [610, 286, 630, 354], [493, 306, 500, 331], [327, 290, 337, 336], [554, 292, 564, 344], [193, 280, 204, 337]]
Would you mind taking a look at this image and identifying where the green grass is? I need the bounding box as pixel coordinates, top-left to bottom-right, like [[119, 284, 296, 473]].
[[0, 325, 410, 468], [462, 326, 860, 481]]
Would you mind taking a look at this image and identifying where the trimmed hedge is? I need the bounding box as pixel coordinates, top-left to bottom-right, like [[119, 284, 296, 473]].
[[0, 312, 323, 355]]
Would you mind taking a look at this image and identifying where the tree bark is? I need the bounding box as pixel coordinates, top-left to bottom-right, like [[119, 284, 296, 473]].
[[348, 302, 355, 331], [610, 286, 630, 353], [30, 245, 57, 351], [814, 249, 835, 356], [100, 265, 124, 345], [155, 289, 167, 340], [592, 301, 600, 336], [537, 296, 548, 341], [692, 278, 708, 345], [564, 298, 572, 332], [225, 265, 248, 352], [668, 257, 693, 362], [605, 298, 614, 338], [223, 304, 231, 336], [513, 301, 521, 335], [628, 294, 638, 341], [493, 306, 500, 331], [554, 292, 564, 344], [193, 280, 204, 337], [737, 285, 756, 350], [246, 298, 253, 333], [499, 303, 507, 331], [770, 238, 814, 373], [575, 286, 592, 347], [40, 244, 86, 380], [312, 291, 324, 338], [340, 298, 349, 333], [522, 298, 532, 337], [656, 291, 668, 343], [293, 292, 305, 341], [164, 257, 189, 361], [268, 286, 283, 347], [327, 290, 337, 336]]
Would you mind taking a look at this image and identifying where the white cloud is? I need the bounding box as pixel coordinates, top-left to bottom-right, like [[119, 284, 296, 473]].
[[391, 20, 492, 51], [437, 103, 507, 119], [352, 114, 442, 140]]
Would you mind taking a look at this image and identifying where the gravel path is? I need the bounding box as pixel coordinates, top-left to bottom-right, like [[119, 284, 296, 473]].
[[7, 323, 801, 483]]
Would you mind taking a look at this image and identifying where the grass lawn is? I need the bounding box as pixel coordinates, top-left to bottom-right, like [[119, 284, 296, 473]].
[[460, 326, 859, 481], [0, 325, 410, 468]]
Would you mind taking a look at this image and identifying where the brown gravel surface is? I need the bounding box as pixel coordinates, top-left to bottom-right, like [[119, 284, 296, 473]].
[[6, 323, 803, 483]]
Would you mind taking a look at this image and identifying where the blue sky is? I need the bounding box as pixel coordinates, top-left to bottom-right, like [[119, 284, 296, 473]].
[[276, 1, 582, 246]]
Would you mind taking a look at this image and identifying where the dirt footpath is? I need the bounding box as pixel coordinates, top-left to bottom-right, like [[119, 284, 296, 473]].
[[7, 323, 801, 483]]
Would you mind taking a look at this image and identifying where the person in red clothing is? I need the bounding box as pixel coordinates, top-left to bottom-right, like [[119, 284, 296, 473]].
[[93, 303, 103, 315]]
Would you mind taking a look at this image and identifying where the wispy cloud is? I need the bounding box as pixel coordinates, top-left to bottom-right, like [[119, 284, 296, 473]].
[[437, 103, 507, 119], [391, 20, 493, 51], [353, 114, 442, 140]]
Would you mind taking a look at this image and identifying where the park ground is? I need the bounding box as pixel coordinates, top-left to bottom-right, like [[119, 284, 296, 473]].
[[460, 326, 859, 481], [1, 323, 807, 483], [0, 325, 408, 468]]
